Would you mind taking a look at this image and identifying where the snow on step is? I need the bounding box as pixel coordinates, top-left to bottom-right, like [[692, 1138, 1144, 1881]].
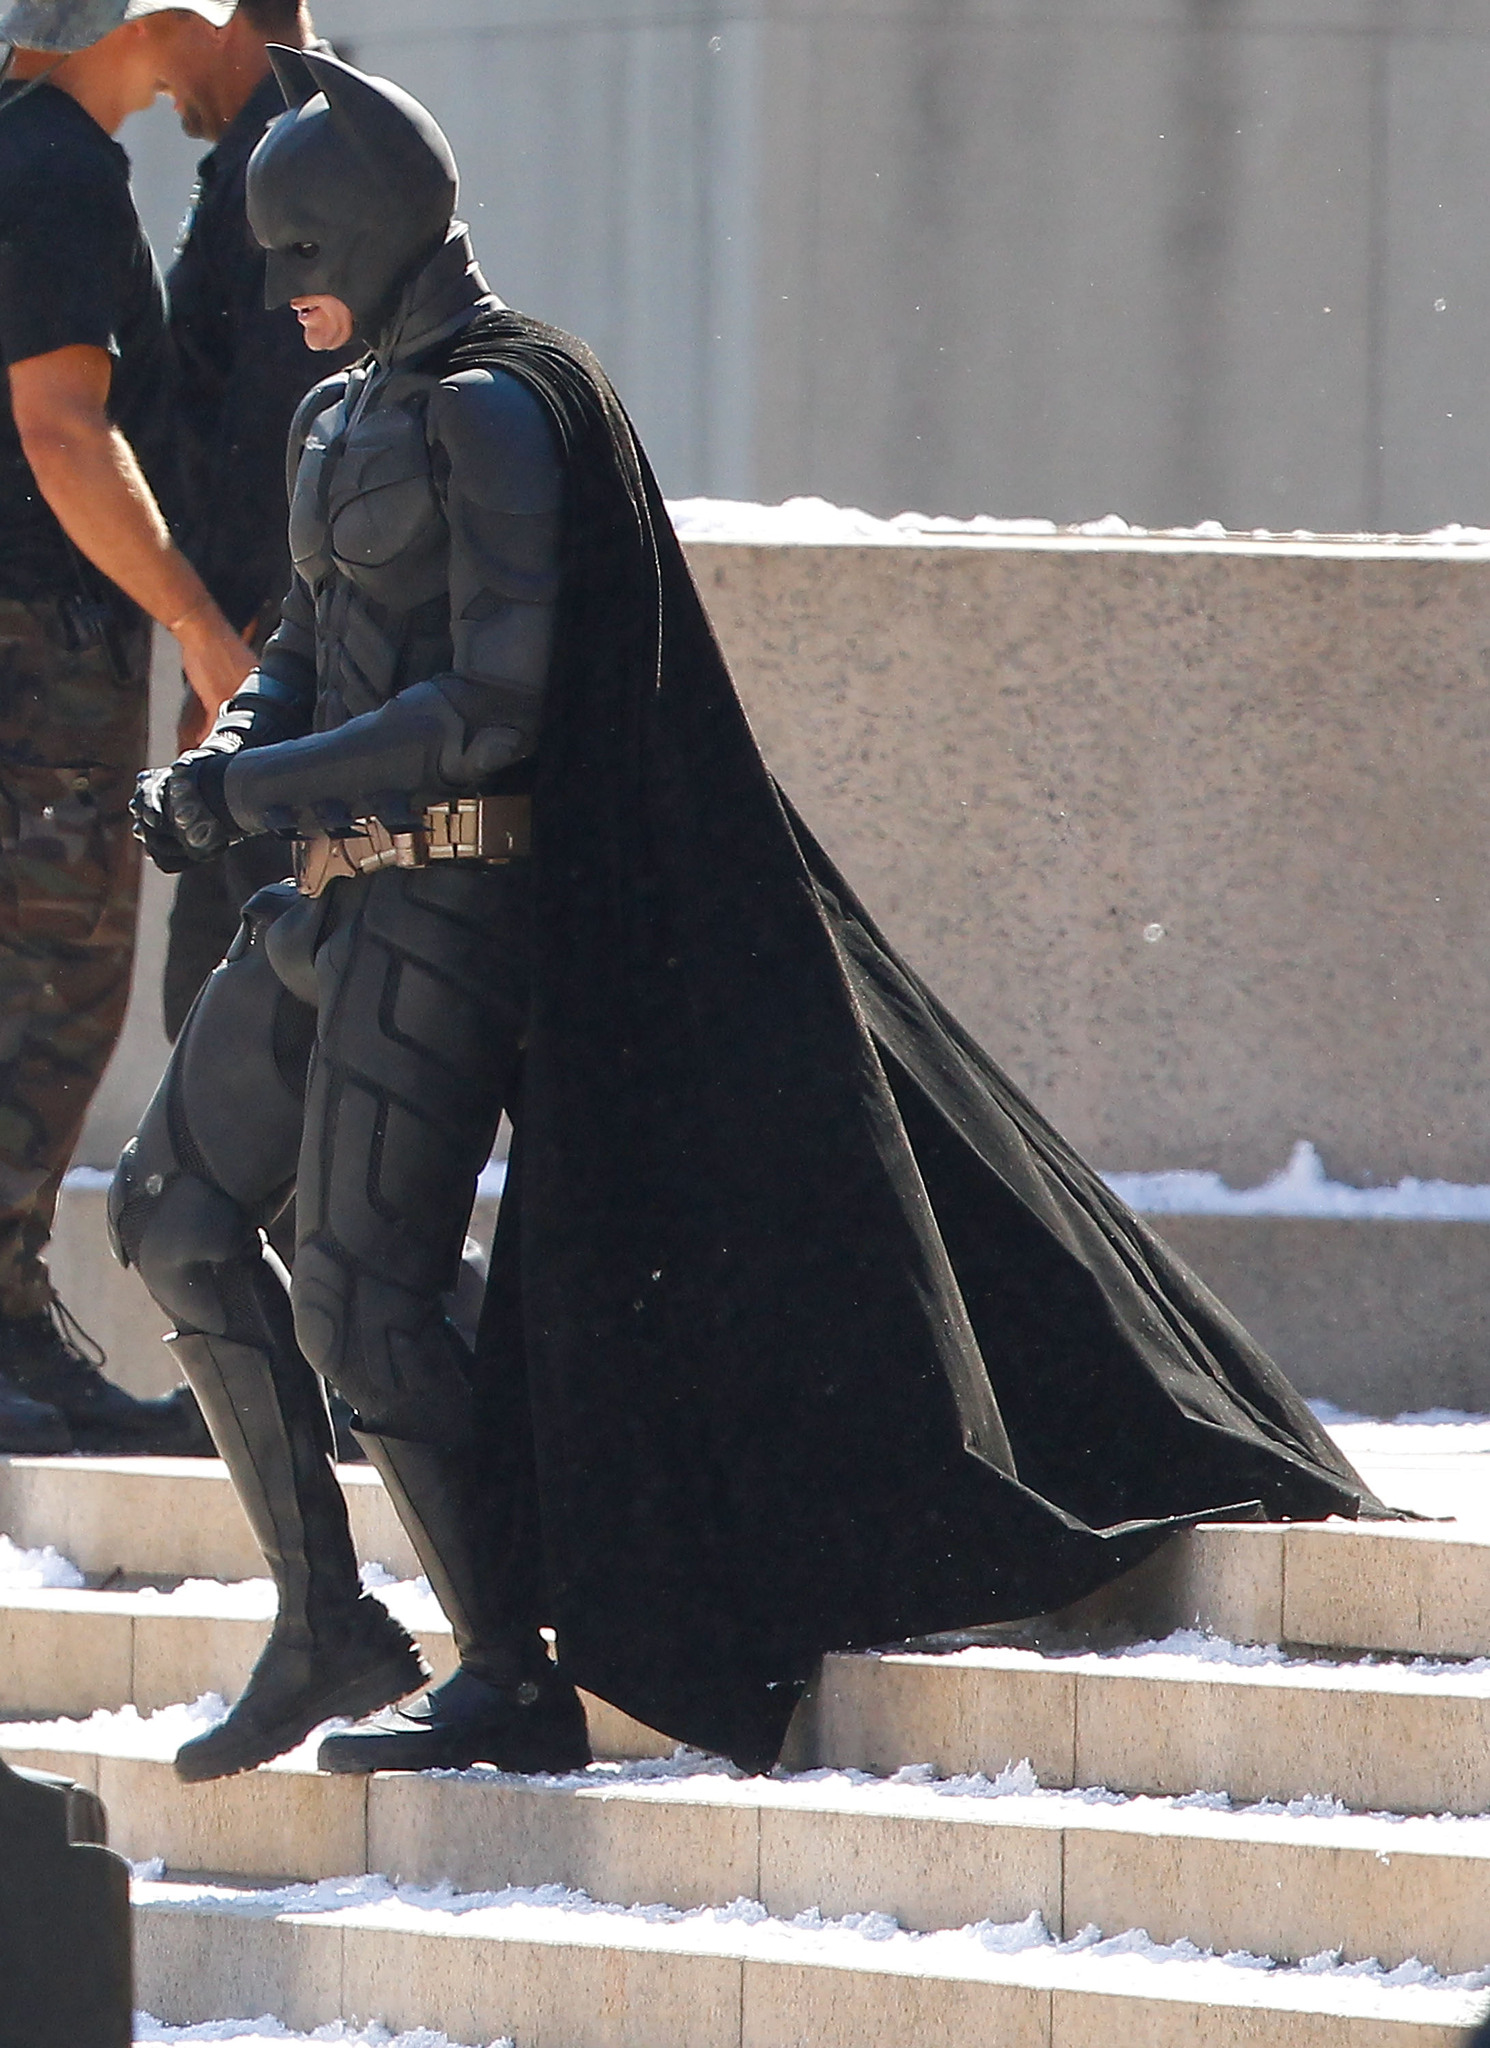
[[8, 1710, 1490, 1977], [1326, 1416, 1490, 1533], [131, 1873, 1487, 2048], [0, 1578, 450, 1719], [0, 1579, 668, 1755], [136, 2025, 486, 2047]]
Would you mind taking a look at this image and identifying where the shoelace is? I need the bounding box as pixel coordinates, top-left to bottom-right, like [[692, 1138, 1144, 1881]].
[[44, 1293, 108, 1375]]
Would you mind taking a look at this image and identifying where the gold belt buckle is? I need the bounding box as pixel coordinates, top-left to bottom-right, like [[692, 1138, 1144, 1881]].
[[391, 826, 430, 868], [294, 834, 363, 898], [296, 796, 531, 894], [427, 799, 478, 860], [474, 795, 531, 859]]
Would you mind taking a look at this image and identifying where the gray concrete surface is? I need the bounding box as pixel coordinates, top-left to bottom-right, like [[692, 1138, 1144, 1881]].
[[115, 0, 1490, 533], [695, 533, 1490, 1191], [1157, 1216, 1490, 1415]]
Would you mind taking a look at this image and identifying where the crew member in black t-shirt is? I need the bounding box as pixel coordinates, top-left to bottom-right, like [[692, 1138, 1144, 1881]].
[[148, 0, 349, 1039], [0, 0, 254, 1451]]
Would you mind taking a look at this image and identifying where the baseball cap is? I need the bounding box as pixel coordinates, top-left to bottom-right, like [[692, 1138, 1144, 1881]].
[[0, 0, 234, 55]]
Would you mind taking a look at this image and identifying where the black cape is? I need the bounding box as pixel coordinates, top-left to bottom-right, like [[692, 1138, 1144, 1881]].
[[445, 311, 1382, 1770]]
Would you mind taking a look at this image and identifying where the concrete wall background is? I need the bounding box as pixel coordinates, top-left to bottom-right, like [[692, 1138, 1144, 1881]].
[[117, 0, 1490, 533], [691, 534, 1490, 1191]]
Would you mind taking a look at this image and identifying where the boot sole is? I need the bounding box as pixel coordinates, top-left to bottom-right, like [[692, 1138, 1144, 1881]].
[[0, 1428, 71, 1454], [318, 1725, 593, 1777], [174, 1647, 429, 1784]]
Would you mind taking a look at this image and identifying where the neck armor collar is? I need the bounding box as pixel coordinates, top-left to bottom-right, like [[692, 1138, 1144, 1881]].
[[374, 226, 501, 368]]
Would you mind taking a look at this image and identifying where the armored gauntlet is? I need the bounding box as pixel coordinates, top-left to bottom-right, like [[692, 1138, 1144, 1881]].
[[131, 671, 314, 872]]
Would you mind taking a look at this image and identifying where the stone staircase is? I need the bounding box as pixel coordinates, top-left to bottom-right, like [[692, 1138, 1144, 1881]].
[[2, 1449, 1489, 2044]]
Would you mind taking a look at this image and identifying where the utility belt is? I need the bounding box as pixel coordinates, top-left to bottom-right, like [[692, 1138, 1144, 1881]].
[[293, 795, 531, 898]]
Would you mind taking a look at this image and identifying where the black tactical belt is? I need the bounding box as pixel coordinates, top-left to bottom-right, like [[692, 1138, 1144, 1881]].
[[294, 795, 531, 897]]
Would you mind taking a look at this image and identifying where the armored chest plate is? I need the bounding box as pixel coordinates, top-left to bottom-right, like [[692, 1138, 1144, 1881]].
[[289, 372, 448, 606]]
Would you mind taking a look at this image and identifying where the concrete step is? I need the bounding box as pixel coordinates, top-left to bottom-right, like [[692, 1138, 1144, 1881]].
[[808, 1641, 1490, 1817], [4, 1584, 1490, 1814], [129, 1873, 1484, 2047], [6, 1725, 1490, 1977], [0, 1454, 421, 1584], [0, 1581, 670, 1761], [7, 1453, 1490, 1662]]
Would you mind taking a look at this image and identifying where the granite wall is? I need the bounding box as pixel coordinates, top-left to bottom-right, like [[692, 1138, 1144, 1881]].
[[690, 533, 1490, 1190]]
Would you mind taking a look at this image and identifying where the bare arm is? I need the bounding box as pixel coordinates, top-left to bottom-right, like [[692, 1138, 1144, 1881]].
[[9, 344, 253, 737]]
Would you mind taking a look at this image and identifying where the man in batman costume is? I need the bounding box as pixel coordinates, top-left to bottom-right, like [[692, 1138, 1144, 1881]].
[[111, 49, 1385, 1785]]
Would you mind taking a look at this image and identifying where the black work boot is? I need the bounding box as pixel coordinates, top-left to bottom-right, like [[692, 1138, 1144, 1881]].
[[176, 1594, 429, 1782], [318, 1660, 590, 1774], [0, 1369, 69, 1453], [168, 1317, 426, 1781], [317, 1429, 591, 1777], [0, 1296, 198, 1453]]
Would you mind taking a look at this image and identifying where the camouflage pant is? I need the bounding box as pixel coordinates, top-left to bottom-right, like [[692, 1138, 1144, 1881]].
[[0, 595, 150, 1316]]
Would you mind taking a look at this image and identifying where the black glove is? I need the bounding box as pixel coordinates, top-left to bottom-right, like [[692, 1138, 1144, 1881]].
[[130, 752, 240, 872], [130, 767, 195, 875]]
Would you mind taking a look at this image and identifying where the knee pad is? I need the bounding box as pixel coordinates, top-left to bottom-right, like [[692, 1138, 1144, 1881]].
[[292, 1235, 474, 1446], [110, 1152, 259, 1335]]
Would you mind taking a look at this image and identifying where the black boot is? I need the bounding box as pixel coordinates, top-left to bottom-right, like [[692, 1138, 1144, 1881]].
[[167, 1321, 427, 1782], [0, 1296, 196, 1454], [318, 1659, 590, 1774], [0, 1369, 69, 1453], [176, 1593, 428, 1782], [317, 1432, 591, 1776]]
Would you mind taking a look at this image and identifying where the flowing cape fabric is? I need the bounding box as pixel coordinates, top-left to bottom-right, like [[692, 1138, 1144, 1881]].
[[444, 311, 1382, 1769]]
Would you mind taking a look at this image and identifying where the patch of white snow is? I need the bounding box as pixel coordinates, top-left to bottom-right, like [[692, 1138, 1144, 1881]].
[[134, 2020, 507, 2047], [130, 1870, 1490, 2005], [1104, 1139, 1490, 1221], [666, 496, 1060, 546], [0, 1533, 84, 1590]]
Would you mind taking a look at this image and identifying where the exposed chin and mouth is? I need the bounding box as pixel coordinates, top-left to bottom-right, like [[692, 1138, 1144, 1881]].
[[291, 298, 356, 352], [171, 95, 212, 141]]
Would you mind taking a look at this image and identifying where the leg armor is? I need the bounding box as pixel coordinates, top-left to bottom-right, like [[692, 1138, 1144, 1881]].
[[290, 861, 551, 1682], [289, 861, 526, 1446], [109, 883, 363, 1637]]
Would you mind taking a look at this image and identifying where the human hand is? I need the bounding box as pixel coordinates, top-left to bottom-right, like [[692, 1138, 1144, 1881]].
[[177, 695, 209, 751], [173, 604, 256, 744]]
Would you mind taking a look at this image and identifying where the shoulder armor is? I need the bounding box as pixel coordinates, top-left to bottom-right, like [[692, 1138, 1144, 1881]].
[[426, 367, 562, 516], [286, 367, 359, 497], [289, 368, 356, 458]]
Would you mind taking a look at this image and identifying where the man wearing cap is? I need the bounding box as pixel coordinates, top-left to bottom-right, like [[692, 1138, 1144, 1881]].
[[0, 0, 252, 1450], [149, 0, 350, 1041]]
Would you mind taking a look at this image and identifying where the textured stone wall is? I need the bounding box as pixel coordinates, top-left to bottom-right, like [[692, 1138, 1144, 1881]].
[[693, 534, 1490, 1190]]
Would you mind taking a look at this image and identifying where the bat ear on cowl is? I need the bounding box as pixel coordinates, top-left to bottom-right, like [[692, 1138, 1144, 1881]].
[[296, 45, 459, 207], [265, 43, 319, 110]]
